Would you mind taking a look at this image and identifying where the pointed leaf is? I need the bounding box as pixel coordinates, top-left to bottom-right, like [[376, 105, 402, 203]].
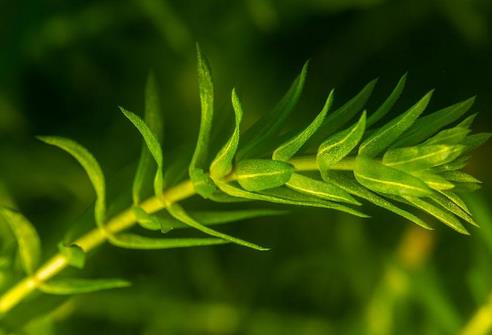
[[411, 171, 455, 191], [430, 192, 477, 226], [132, 73, 163, 204], [286, 173, 360, 205], [382, 144, 464, 171], [359, 91, 433, 157], [441, 171, 481, 184], [235, 159, 294, 192], [238, 61, 309, 160], [166, 203, 268, 251], [354, 157, 432, 197], [438, 190, 471, 215], [394, 96, 475, 147], [41, 278, 130, 295], [273, 90, 334, 161], [461, 133, 492, 153], [317, 112, 366, 171], [58, 243, 85, 269], [37, 136, 106, 226], [0, 207, 41, 274], [109, 234, 227, 250], [322, 171, 432, 229], [424, 127, 470, 145], [210, 89, 243, 179], [403, 196, 468, 234], [121, 108, 164, 195], [367, 73, 407, 127]]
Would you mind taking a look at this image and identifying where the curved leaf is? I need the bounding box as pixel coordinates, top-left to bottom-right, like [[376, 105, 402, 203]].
[[235, 159, 294, 192], [382, 144, 464, 171], [41, 278, 130, 295], [367, 73, 407, 127]]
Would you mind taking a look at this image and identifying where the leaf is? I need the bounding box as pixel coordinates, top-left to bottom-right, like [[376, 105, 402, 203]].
[[109, 234, 227, 250], [323, 171, 432, 229], [411, 171, 455, 191], [382, 145, 464, 170], [317, 112, 366, 171], [358, 91, 433, 157], [272, 90, 334, 161], [189, 44, 215, 191], [366, 73, 407, 127], [166, 202, 268, 251], [121, 108, 164, 196], [0, 207, 41, 274], [424, 127, 470, 145], [354, 157, 432, 197], [286, 173, 360, 205], [393, 96, 475, 147], [429, 192, 477, 227], [41, 278, 130, 295], [438, 190, 471, 215], [58, 243, 85, 269], [37, 136, 106, 226], [457, 113, 477, 129], [461, 133, 492, 153], [238, 61, 309, 160], [432, 156, 469, 172], [190, 209, 288, 226], [132, 72, 163, 204], [133, 207, 173, 233], [441, 171, 481, 184], [402, 196, 468, 234], [317, 79, 376, 137], [210, 89, 243, 179], [235, 159, 294, 192]]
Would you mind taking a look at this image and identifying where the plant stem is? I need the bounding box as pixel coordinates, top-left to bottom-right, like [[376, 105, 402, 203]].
[[0, 155, 351, 315]]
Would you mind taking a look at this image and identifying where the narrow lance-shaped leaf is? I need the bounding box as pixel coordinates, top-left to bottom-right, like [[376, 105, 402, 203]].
[[132, 73, 163, 204], [382, 145, 464, 171], [273, 90, 334, 161], [286, 173, 360, 205], [359, 91, 433, 157], [317, 112, 366, 171], [366, 73, 407, 127], [166, 202, 269, 251], [429, 192, 477, 227], [121, 108, 164, 196], [0, 207, 41, 274], [41, 278, 131, 295], [424, 127, 470, 145], [402, 196, 468, 234], [315, 79, 376, 138], [210, 88, 243, 179], [393, 96, 475, 148], [38, 136, 106, 226], [235, 159, 294, 192], [109, 234, 227, 250], [438, 190, 471, 215], [238, 61, 309, 160], [457, 113, 477, 129], [58, 243, 85, 269], [323, 171, 433, 230], [189, 44, 214, 187], [440, 171, 481, 184], [410, 171, 455, 191], [354, 157, 432, 197], [461, 133, 492, 153]]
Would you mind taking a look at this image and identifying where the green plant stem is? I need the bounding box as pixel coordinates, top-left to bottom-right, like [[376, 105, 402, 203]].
[[0, 155, 352, 315]]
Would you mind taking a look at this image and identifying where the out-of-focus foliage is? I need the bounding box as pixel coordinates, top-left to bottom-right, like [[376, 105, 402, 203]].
[[1, 0, 492, 334]]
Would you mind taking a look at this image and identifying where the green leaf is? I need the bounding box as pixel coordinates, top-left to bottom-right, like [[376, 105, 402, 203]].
[[411, 171, 455, 191], [461, 133, 492, 153], [317, 79, 376, 137], [166, 203, 268, 251], [438, 190, 471, 215], [424, 127, 470, 145], [41, 278, 130, 295], [393, 96, 475, 147], [359, 91, 433, 157], [432, 156, 469, 172], [0, 207, 41, 274], [121, 108, 164, 196], [238, 61, 309, 160], [37, 136, 106, 226], [317, 112, 366, 171], [430, 192, 477, 226], [457, 113, 477, 129], [210, 89, 243, 179], [322, 171, 432, 229], [366, 73, 407, 127], [286, 173, 360, 205], [235, 159, 294, 192], [189, 44, 215, 190], [132, 72, 163, 204], [272, 90, 334, 161], [190, 209, 288, 226], [133, 207, 173, 233], [382, 145, 464, 171], [109, 234, 227, 250], [58, 243, 85, 269], [402, 196, 468, 234], [354, 157, 432, 197], [441, 171, 481, 184]]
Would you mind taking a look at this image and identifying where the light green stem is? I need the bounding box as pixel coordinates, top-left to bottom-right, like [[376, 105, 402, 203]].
[[0, 155, 353, 315]]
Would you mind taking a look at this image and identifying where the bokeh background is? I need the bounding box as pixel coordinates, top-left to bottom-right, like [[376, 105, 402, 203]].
[[1, 0, 492, 334]]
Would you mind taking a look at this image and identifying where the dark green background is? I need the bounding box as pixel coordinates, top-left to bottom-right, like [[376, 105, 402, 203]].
[[1, 0, 492, 334]]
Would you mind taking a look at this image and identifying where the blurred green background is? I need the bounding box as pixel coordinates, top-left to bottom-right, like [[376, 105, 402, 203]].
[[1, 0, 492, 334]]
